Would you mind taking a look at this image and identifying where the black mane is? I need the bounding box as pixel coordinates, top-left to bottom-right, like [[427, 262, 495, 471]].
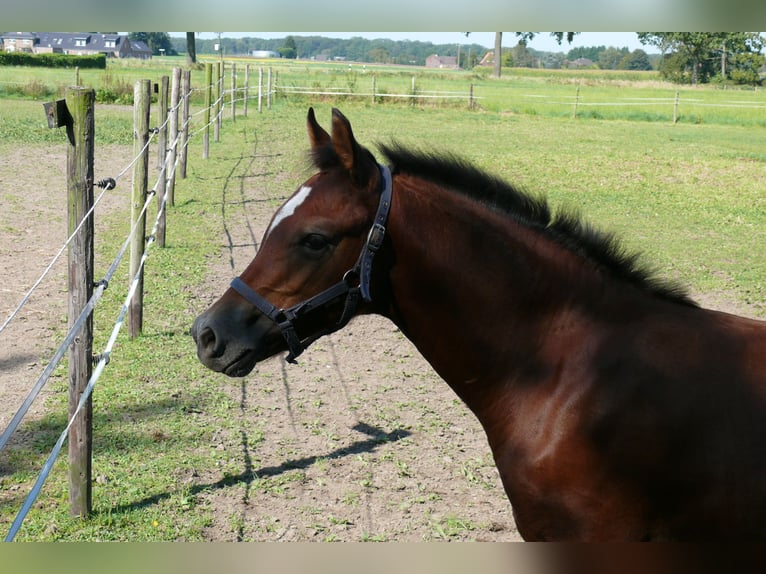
[[378, 143, 696, 307]]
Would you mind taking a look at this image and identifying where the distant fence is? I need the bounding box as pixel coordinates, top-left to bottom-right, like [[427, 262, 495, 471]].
[[277, 75, 477, 109], [525, 87, 766, 122]]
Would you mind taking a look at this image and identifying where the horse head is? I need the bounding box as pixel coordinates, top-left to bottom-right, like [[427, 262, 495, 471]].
[[192, 108, 390, 375]]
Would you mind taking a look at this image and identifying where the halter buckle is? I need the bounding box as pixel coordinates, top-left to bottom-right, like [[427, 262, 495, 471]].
[[367, 223, 386, 252]]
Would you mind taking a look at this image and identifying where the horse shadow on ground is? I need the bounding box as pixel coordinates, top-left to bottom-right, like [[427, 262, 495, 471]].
[[109, 422, 411, 515]]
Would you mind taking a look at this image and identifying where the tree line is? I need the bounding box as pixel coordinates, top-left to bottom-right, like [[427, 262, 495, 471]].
[[160, 33, 765, 86]]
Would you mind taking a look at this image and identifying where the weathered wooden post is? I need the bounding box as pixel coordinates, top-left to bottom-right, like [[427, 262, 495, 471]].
[[469, 83, 474, 110], [64, 87, 95, 518], [157, 76, 169, 170], [258, 66, 263, 113], [167, 67, 180, 207], [156, 76, 169, 248], [129, 79, 151, 339], [214, 62, 221, 142], [673, 91, 680, 124], [573, 85, 580, 119], [179, 69, 190, 179], [231, 62, 237, 122], [267, 67, 272, 110], [243, 64, 249, 117], [203, 63, 212, 159], [372, 75, 376, 104]]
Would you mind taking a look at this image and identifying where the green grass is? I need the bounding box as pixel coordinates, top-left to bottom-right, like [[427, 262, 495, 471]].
[[0, 69, 764, 540], [1, 57, 764, 125]]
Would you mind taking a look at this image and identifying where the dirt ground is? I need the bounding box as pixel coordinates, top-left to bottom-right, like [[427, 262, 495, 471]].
[[2, 139, 762, 542], [0, 142, 517, 541], [0, 144, 132, 435], [186, 142, 517, 541]]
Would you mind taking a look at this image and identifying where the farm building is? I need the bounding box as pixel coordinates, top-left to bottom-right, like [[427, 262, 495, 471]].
[[426, 54, 458, 69], [251, 50, 281, 59], [0, 33, 152, 59]]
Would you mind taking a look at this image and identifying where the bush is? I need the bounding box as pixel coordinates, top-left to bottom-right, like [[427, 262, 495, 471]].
[[0, 52, 106, 69]]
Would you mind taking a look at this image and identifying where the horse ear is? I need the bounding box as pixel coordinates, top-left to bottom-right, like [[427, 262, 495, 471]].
[[330, 108, 359, 173], [307, 107, 330, 149]]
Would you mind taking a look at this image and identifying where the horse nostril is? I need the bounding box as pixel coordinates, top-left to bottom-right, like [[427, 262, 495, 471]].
[[197, 326, 221, 358]]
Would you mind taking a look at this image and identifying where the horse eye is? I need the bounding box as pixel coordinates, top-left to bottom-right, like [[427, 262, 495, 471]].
[[301, 233, 330, 252]]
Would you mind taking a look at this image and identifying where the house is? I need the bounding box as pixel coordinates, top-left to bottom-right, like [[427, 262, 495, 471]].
[[0, 32, 36, 53], [569, 57, 594, 68], [0, 33, 152, 59], [478, 51, 495, 66], [426, 54, 458, 69]]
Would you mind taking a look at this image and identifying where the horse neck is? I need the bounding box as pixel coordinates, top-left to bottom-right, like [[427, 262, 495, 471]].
[[377, 175, 608, 411]]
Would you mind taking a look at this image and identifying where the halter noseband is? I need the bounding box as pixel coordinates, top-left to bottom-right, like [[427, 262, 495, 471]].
[[230, 164, 393, 364]]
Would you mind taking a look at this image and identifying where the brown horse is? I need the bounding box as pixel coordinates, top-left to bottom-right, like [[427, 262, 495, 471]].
[[192, 107, 766, 541]]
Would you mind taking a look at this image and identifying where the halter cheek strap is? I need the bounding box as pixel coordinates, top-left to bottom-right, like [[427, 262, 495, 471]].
[[230, 164, 393, 364]]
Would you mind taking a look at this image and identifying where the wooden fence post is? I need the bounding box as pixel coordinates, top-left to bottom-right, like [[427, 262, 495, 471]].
[[157, 76, 169, 171], [214, 62, 221, 142], [573, 85, 580, 119], [167, 67, 180, 207], [258, 67, 263, 113], [372, 75, 376, 104], [218, 62, 224, 132], [129, 79, 151, 339], [65, 87, 95, 518], [673, 91, 680, 124], [231, 62, 236, 122], [203, 63, 212, 159], [267, 67, 272, 110], [243, 64, 249, 117], [156, 76, 169, 248], [179, 69, 190, 179]]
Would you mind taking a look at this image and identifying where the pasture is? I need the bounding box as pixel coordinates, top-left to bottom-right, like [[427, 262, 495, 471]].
[[0, 58, 764, 540]]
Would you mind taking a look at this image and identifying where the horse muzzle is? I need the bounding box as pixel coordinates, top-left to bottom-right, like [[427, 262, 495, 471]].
[[191, 305, 286, 377]]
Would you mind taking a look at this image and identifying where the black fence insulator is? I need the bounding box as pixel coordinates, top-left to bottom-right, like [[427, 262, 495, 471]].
[[92, 353, 110, 366], [93, 279, 109, 290], [96, 178, 116, 190], [150, 127, 159, 134], [147, 189, 157, 197]]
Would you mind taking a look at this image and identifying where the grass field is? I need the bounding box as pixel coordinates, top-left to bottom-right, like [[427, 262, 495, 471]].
[[1, 56, 765, 124], [0, 58, 764, 540]]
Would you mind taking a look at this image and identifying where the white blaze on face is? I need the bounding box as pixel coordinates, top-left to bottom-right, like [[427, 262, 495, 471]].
[[265, 185, 312, 240]]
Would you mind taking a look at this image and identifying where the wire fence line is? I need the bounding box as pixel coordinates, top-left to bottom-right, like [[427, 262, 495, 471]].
[[5, 160, 173, 542], [0, 75, 201, 334], [1, 68, 233, 540]]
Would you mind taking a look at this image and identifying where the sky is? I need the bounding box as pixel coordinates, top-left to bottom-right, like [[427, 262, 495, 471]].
[[185, 32, 656, 54]]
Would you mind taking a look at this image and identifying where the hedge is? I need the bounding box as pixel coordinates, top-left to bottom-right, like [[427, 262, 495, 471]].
[[0, 52, 106, 69]]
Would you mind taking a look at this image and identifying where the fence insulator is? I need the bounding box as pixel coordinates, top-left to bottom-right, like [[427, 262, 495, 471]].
[[149, 127, 159, 134], [91, 353, 110, 367], [93, 279, 109, 290], [96, 178, 116, 190]]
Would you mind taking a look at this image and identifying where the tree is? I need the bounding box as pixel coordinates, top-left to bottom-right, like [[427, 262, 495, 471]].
[[493, 32, 503, 78], [598, 47, 628, 70], [368, 47, 390, 63], [509, 42, 538, 68], [619, 49, 653, 71], [186, 32, 196, 65], [493, 32, 579, 77], [279, 36, 297, 59], [638, 32, 764, 85], [568, 45, 605, 63]]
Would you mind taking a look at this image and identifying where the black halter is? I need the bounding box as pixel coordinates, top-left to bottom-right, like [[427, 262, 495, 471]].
[[230, 164, 393, 364]]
